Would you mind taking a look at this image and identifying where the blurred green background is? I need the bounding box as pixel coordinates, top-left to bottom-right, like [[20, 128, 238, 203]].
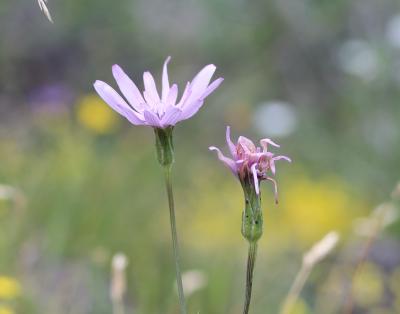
[[0, 0, 400, 313]]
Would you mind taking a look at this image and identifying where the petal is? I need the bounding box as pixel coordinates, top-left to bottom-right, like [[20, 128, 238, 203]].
[[225, 126, 237, 158], [251, 163, 260, 194], [184, 64, 216, 106], [162, 56, 171, 102], [160, 105, 182, 127], [177, 82, 191, 108], [93, 80, 144, 125], [270, 159, 276, 175], [143, 110, 162, 127], [260, 138, 280, 152], [238, 136, 257, 153], [200, 77, 223, 100], [270, 155, 292, 174], [112, 65, 146, 112], [143, 71, 161, 103], [179, 99, 204, 120], [266, 177, 279, 204], [273, 155, 292, 163], [209, 146, 238, 175], [166, 84, 178, 106]]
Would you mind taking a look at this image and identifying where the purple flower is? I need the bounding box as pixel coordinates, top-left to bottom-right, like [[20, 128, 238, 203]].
[[93, 57, 223, 128], [209, 126, 291, 202]]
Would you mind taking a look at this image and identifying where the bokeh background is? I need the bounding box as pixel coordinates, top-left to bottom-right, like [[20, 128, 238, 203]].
[[1, 0, 400, 313]]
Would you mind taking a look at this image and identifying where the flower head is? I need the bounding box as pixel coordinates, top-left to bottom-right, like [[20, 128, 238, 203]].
[[209, 126, 291, 202], [93, 57, 223, 129]]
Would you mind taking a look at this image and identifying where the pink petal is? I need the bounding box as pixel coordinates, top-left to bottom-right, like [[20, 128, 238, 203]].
[[273, 155, 292, 163], [200, 77, 223, 100], [266, 177, 279, 204], [162, 56, 171, 102], [93, 81, 144, 125], [225, 126, 237, 158], [209, 146, 238, 175], [166, 84, 178, 106], [184, 64, 216, 106], [270, 159, 276, 175], [143, 71, 161, 103], [143, 110, 162, 127], [238, 136, 257, 153], [112, 65, 146, 112], [260, 138, 280, 151], [251, 163, 260, 194]]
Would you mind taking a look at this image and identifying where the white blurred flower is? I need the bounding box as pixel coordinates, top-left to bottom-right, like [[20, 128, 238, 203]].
[[0, 185, 17, 200], [253, 101, 297, 138], [338, 40, 379, 81], [110, 253, 128, 303], [354, 203, 398, 237], [181, 270, 207, 297], [303, 231, 340, 266], [386, 15, 400, 48]]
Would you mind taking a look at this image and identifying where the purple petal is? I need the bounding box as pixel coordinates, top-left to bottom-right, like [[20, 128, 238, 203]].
[[177, 82, 191, 108], [209, 146, 238, 175], [200, 77, 223, 100], [225, 126, 237, 158], [166, 84, 178, 106], [162, 56, 171, 102], [251, 163, 260, 194], [160, 105, 182, 127], [112, 65, 146, 112], [143, 71, 161, 103], [143, 110, 162, 127], [93, 80, 144, 125], [143, 90, 157, 109], [179, 99, 204, 120], [184, 64, 216, 106]]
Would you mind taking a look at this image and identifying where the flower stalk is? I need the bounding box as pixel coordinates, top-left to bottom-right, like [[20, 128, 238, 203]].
[[243, 241, 258, 314], [156, 128, 187, 314], [241, 175, 262, 314]]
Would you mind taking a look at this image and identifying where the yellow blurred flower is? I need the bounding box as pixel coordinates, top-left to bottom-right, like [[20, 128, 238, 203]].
[[0, 306, 14, 314], [77, 94, 119, 134], [288, 298, 311, 314], [278, 173, 364, 247], [353, 262, 384, 308], [0, 276, 21, 299]]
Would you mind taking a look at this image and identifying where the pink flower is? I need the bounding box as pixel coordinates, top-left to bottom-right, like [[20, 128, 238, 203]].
[[209, 126, 291, 202], [93, 57, 223, 128]]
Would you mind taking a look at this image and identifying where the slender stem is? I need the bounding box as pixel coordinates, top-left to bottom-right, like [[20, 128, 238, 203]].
[[163, 165, 187, 314], [280, 263, 312, 314], [112, 300, 125, 314], [243, 241, 258, 314]]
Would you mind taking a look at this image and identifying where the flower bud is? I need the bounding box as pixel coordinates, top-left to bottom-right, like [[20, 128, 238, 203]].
[[241, 174, 263, 243]]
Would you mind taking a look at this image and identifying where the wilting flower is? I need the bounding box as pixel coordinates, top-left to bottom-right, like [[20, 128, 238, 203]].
[[93, 57, 223, 129], [209, 126, 291, 202]]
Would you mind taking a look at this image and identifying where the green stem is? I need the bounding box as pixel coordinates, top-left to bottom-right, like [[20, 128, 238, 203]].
[[164, 165, 187, 314], [243, 241, 258, 314]]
